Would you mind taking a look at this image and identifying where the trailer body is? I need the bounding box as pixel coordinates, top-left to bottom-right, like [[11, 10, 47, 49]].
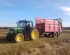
[[36, 18, 62, 37]]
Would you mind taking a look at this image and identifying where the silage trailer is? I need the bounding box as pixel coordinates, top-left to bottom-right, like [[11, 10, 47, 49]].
[[36, 18, 62, 37]]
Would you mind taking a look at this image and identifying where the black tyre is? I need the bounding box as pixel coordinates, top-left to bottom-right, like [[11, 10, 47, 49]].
[[30, 29, 39, 40], [14, 33, 24, 43], [57, 32, 60, 37], [52, 32, 57, 38]]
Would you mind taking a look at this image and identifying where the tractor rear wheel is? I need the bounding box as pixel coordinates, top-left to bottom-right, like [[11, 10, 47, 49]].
[[14, 33, 24, 43], [30, 29, 39, 40]]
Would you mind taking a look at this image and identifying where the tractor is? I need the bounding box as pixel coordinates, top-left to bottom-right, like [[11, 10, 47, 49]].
[[6, 19, 39, 43]]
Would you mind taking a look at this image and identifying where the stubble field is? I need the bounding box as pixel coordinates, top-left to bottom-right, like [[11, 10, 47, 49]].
[[0, 29, 70, 55]]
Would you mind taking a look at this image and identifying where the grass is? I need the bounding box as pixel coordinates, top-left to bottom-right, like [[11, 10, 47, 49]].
[[0, 29, 70, 55]]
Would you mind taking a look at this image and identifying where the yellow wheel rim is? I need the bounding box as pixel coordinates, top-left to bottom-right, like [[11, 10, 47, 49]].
[[16, 34, 22, 42], [31, 29, 39, 39]]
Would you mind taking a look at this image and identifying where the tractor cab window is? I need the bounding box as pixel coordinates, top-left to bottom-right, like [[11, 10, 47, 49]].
[[30, 22, 32, 27], [18, 21, 26, 27], [26, 22, 32, 27], [26, 22, 30, 28]]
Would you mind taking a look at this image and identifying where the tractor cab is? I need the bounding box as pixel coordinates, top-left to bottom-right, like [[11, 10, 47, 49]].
[[17, 20, 33, 28]]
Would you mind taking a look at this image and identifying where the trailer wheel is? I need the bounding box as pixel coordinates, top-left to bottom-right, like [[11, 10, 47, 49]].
[[30, 29, 39, 40], [57, 32, 60, 37], [14, 33, 24, 43], [53, 32, 57, 38]]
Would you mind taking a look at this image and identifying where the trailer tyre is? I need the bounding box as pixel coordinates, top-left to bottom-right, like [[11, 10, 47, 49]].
[[14, 33, 24, 43], [30, 29, 39, 40], [57, 32, 60, 37], [53, 32, 57, 38]]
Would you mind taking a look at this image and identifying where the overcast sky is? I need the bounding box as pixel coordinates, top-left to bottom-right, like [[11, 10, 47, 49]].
[[0, 0, 70, 27]]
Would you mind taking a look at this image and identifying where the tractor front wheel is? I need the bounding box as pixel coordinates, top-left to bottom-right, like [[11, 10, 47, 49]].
[[14, 33, 24, 43], [30, 29, 39, 40]]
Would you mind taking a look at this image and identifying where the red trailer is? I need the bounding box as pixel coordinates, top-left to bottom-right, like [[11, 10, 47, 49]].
[[36, 18, 62, 37]]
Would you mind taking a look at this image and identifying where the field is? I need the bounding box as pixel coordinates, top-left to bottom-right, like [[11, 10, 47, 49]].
[[0, 29, 70, 55]]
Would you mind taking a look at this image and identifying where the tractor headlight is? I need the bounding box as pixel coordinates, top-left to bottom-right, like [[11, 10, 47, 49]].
[[9, 29, 14, 33], [10, 31, 13, 33]]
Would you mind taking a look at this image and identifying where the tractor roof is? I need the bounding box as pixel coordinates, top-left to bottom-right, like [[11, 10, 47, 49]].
[[19, 20, 32, 23]]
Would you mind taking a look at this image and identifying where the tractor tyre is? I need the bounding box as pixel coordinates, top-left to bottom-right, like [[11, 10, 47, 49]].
[[14, 33, 24, 43], [30, 29, 39, 40]]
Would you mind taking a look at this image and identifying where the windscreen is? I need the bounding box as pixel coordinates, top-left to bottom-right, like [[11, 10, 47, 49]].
[[17, 21, 26, 27]]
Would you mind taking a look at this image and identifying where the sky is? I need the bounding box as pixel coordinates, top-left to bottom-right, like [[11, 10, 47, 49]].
[[0, 0, 70, 27]]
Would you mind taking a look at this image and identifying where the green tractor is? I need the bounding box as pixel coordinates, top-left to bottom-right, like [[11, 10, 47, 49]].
[[6, 19, 39, 43]]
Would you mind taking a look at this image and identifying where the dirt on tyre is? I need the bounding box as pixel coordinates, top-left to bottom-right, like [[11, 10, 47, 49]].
[[14, 33, 24, 43], [30, 29, 39, 40]]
